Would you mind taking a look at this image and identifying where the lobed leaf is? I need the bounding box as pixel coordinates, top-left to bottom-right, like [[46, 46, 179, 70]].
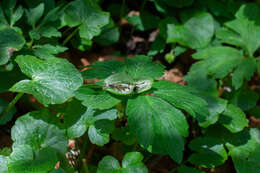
[[188, 137, 228, 168], [63, 0, 109, 40], [97, 152, 148, 173]]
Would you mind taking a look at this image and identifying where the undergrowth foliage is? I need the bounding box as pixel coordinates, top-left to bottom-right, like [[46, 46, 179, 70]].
[[0, 0, 260, 173]]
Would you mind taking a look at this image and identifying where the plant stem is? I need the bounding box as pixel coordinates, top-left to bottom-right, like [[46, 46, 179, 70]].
[[119, 0, 126, 34], [85, 144, 96, 163], [82, 159, 90, 173], [0, 92, 24, 120], [62, 27, 79, 46], [120, 0, 126, 21]]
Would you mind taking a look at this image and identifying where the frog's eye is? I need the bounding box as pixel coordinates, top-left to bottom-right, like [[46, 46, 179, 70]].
[[133, 79, 153, 93]]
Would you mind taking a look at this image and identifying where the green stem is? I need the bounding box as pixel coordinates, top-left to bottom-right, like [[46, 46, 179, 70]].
[[62, 27, 79, 46], [0, 92, 24, 120], [119, 0, 126, 34], [120, 0, 126, 21], [82, 159, 90, 173]]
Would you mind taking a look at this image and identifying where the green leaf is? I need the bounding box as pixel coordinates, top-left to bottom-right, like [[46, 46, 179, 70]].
[[33, 44, 68, 60], [0, 29, 25, 65], [0, 66, 26, 93], [198, 94, 227, 127], [26, 3, 44, 28], [62, 99, 87, 139], [10, 5, 24, 27], [148, 35, 166, 56], [63, 0, 109, 40], [87, 109, 117, 146], [126, 11, 160, 31], [217, 18, 260, 56], [165, 11, 214, 49], [0, 155, 8, 173], [125, 55, 165, 79], [230, 86, 259, 111], [95, 19, 119, 46], [192, 46, 244, 79], [64, 106, 117, 145], [184, 61, 218, 96], [0, 98, 16, 125], [97, 152, 148, 173], [178, 165, 205, 173], [11, 109, 68, 154], [152, 81, 209, 126], [7, 145, 57, 173], [10, 55, 83, 105], [232, 58, 256, 89], [88, 120, 114, 146], [28, 6, 63, 40], [126, 95, 188, 163], [0, 6, 8, 30], [219, 104, 248, 133], [112, 127, 136, 145], [75, 86, 121, 110], [82, 60, 126, 80], [83, 56, 164, 81], [235, 3, 260, 25], [226, 129, 260, 173], [188, 137, 228, 168]]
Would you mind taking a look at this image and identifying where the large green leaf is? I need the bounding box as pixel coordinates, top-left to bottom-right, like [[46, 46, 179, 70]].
[[97, 152, 148, 173], [188, 137, 228, 168], [82, 56, 164, 81], [219, 104, 248, 133], [0, 29, 25, 65], [126, 95, 188, 163], [165, 11, 214, 49], [11, 110, 68, 154], [10, 55, 83, 105], [226, 129, 260, 173], [75, 85, 121, 110], [63, 0, 109, 40], [125, 55, 164, 79], [192, 46, 244, 79], [217, 18, 260, 57], [7, 145, 57, 173], [152, 81, 210, 126], [82, 60, 126, 79]]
